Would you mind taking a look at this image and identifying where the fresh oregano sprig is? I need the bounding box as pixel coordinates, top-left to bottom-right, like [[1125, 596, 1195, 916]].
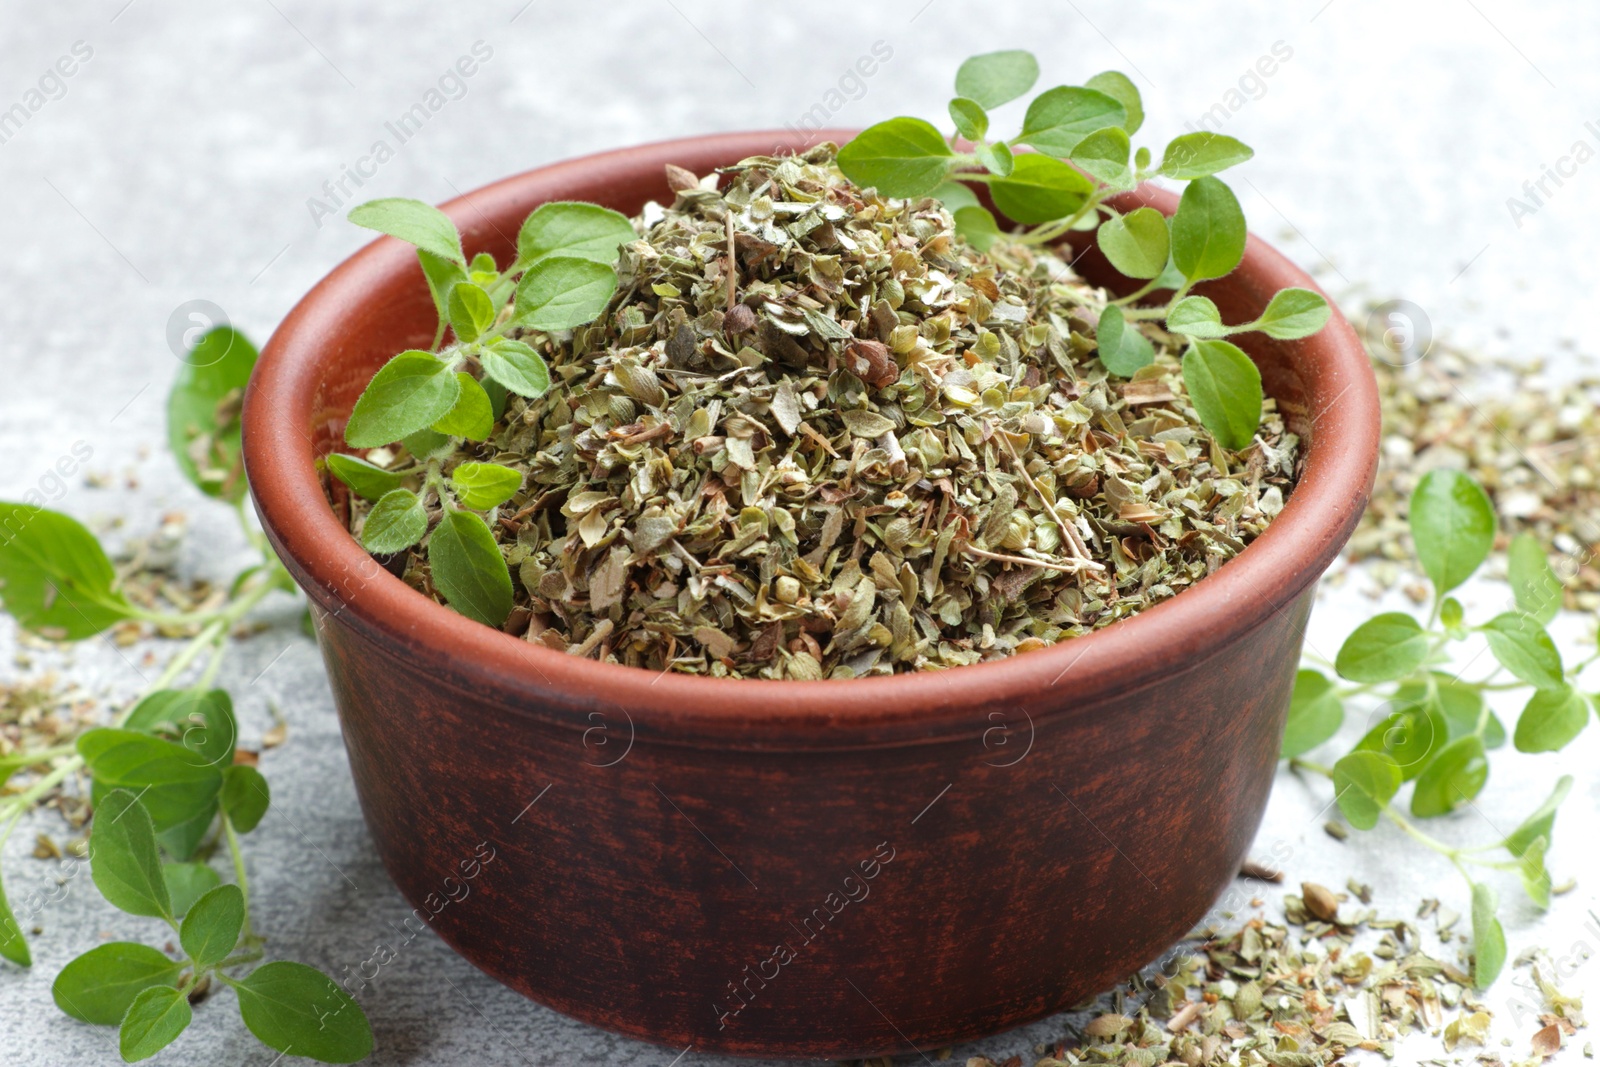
[[0, 328, 373, 1062], [331, 197, 634, 628], [1284, 468, 1594, 990], [835, 48, 1333, 451]]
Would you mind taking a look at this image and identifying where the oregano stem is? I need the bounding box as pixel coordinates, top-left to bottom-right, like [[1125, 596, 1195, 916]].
[[222, 809, 254, 943]]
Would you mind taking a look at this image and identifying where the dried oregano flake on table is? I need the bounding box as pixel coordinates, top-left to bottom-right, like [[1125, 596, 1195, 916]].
[[337, 147, 1299, 678]]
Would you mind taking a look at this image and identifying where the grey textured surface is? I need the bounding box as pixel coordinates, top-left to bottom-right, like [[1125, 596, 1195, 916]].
[[2, 1, 1599, 1064]]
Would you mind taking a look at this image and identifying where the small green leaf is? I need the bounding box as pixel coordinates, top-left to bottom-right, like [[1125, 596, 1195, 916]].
[[1095, 306, 1154, 377], [836, 117, 955, 198], [932, 181, 981, 212], [1513, 684, 1588, 752], [450, 462, 523, 511], [360, 488, 428, 556], [87, 790, 173, 921], [515, 201, 635, 267], [1250, 287, 1331, 340], [1166, 295, 1229, 339], [1180, 339, 1261, 451], [417, 248, 468, 337], [989, 153, 1094, 224], [220, 765, 271, 834], [1096, 206, 1169, 279], [1334, 612, 1429, 683], [119, 985, 191, 1062], [0, 869, 28, 967], [1481, 611, 1564, 690], [974, 139, 1014, 177], [954, 50, 1039, 109], [1409, 469, 1495, 597], [1410, 735, 1487, 817], [121, 689, 236, 770], [947, 97, 988, 141], [1160, 131, 1255, 179], [479, 339, 552, 398], [1504, 775, 1573, 856], [1017, 86, 1127, 158], [1170, 176, 1246, 282], [1071, 126, 1132, 187], [344, 351, 461, 449], [1354, 699, 1447, 781], [1281, 669, 1343, 758], [1508, 532, 1562, 624], [180, 884, 243, 970], [52, 943, 183, 1025], [79, 729, 224, 835], [953, 205, 1002, 252], [513, 257, 618, 332], [0, 504, 135, 639], [1084, 71, 1143, 135], [1518, 836, 1552, 909], [447, 281, 497, 343], [234, 961, 374, 1064], [431, 373, 495, 441], [348, 198, 464, 264], [428, 509, 513, 628], [167, 326, 259, 503], [1440, 596, 1466, 631], [162, 862, 221, 918], [325, 453, 406, 503], [1399, 674, 1504, 748], [1331, 750, 1401, 831], [1470, 882, 1506, 989]]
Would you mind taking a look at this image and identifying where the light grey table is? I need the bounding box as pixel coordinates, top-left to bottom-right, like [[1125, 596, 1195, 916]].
[[2, 1, 1598, 1063]]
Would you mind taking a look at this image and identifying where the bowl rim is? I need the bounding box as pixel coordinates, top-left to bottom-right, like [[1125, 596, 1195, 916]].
[[242, 128, 1379, 743]]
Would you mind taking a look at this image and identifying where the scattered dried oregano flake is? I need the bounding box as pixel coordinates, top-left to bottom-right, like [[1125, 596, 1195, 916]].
[[347, 145, 1299, 678]]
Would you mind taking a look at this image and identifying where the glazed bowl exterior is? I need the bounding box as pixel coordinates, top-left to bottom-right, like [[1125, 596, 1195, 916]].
[[241, 130, 1380, 1059]]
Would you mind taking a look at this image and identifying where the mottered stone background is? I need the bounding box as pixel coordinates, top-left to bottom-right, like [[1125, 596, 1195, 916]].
[[2, 1, 1599, 1063]]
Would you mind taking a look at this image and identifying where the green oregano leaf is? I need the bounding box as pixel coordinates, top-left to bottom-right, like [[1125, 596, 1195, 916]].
[[162, 862, 221, 918], [1250, 287, 1331, 340], [0, 504, 135, 639], [431, 373, 495, 441], [78, 729, 223, 836], [86, 789, 173, 921], [479, 339, 551, 398], [416, 248, 467, 338], [179, 884, 244, 970], [836, 117, 955, 198], [954, 50, 1039, 109], [167, 326, 259, 503], [1070, 126, 1132, 187], [220, 765, 271, 834], [953, 206, 1001, 252], [947, 97, 988, 141], [1096, 207, 1169, 280], [1166, 295, 1229, 339], [1331, 750, 1401, 831], [360, 488, 428, 556], [1281, 669, 1343, 758], [325, 453, 405, 503], [974, 139, 1014, 177], [1480, 611, 1564, 690], [119, 985, 192, 1062], [1180, 339, 1261, 450], [344, 351, 461, 449], [1518, 836, 1552, 909], [1160, 131, 1255, 179], [233, 961, 374, 1064], [1084, 71, 1142, 135], [1409, 469, 1495, 596], [428, 509, 513, 628], [1470, 882, 1506, 989], [1016, 86, 1127, 158], [1512, 684, 1589, 752], [0, 870, 28, 967], [931, 181, 980, 212], [1410, 735, 1487, 817], [52, 943, 183, 1025], [1095, 306, 1154, 377], [1504, 775, 1573, 856], [1508, 532, 1562, 624], [1170, 176, 1246, 282], [513, 257, 618, 331], [988, 153, 1093, 224], [515, 201, 636, 267], [348, 197, 464, 264], [449, 462, 524, 511], [447, 281, 496, 343], [1334, 612, 1429, 683], [1354, 699, 1447, 782]]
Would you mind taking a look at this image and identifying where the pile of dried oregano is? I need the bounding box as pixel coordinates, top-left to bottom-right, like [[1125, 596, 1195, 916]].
[[345, 148, 1297, 678]]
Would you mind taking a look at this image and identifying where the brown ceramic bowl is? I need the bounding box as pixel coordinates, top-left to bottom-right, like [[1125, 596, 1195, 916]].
[[242, 130, 1379, 1059]]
